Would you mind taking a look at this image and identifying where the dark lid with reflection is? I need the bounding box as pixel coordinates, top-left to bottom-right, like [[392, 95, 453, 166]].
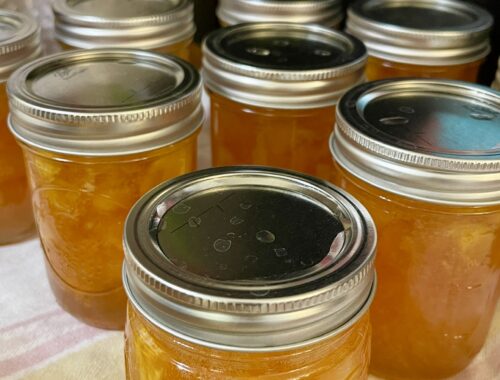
[[331, 79, 500, 205], [217, 0, 343, 28], [8, 48, 203, 156], [52, 0, 195, 49], [123, 167, 376, 351], [346, 0, 492, 66], [0, 10, 41, 82], [202, 23, 367, 109]]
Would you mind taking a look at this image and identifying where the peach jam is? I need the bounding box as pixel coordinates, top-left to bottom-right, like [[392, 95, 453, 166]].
[[8, 49, 203, 329], [123, 167, 377, 379], [0, 10, 41, 244], [217, 0, 343, 28], [52, 0, 195, 63], [346, 0, 493, 81], [203, 23, 366, 179], [330, 79, 500, 379]]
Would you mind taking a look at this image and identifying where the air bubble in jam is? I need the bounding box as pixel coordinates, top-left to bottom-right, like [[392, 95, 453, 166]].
[[213, 238, 232, 253], [274, 248, 288, 257], [188, 216, 201, 228], [256, 230, 275, 243], [379, 116, 409, 126], [229, 216, 244, 225], [246, 47, 271, 56], [173, 203, 191, 215]]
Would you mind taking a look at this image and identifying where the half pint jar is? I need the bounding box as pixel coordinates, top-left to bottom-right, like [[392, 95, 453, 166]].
[[330, 79, 500, 379], [346, 0, 493, 81], [217, 0, 344, 28], [0, 10, 41, 244], [52, 0, 196, 64], [123, 167, 377, 380], [203, 23, 366, 179], [8, 49, 203, 329]]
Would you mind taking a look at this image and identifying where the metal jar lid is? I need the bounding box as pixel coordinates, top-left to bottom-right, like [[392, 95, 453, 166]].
[[0, 10, 41, 83], [331, 79, 500, 206], [217, 0, 344, 28], [346, 0, 493, 66], [8, 49, 203, 156], [123, 166, 377, 351], [52, 0, 195, 50], [203, 23, 367, 109]]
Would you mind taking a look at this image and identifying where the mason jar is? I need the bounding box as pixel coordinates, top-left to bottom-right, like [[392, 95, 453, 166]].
[[346, 0, 493, 81], [51, 0, 196, 64], [123, 167, 377, 380], [330, 79, 500, 379], [0, 10, 41, 244], [8, 49, 203, 329], [203, 23, 366, 179], [217, 0, 344, 28]]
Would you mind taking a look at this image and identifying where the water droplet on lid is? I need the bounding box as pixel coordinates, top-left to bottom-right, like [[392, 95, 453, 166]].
[[245, 255, 258, 263], [226, 232, 236, 239], [239, 202, 252, 210], [172, 203, 191, 215], [274, 248, 288, 257], [314, 49, 331, 56], [399, 106, 415, 114], [470, 112, 495, 121], [379, 116, 409, 126], [218, 263, 228, 271], [246, 47, 271, 56], [250, 290, 270, 297], [213, 239, 231, 253], [300, 258, 315, 267], [188, 216, 201, 228], [230, 216, 244, 225], [284, 258, 293, 264], [256, 230, 275, 243]]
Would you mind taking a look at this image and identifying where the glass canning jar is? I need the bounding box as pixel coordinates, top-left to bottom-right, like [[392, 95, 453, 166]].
[[330, 79, 500, 379], [346, 0, 493, 81], [8, 49, 203, 329], [217, 0, 343, 28], [51, 0, 196, 64], [0, 10, 41, 244], [123, 167, 377, 380], [203, 23, 366, 180]]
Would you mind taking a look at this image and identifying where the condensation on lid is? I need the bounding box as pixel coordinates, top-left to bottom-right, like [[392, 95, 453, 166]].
[[0, 10, 41, 82], [346, 0, 493, 65], [7, 49, 203, 156], [52, 0, 195, 49], [202, 23, 367, 109], [332, 79, 500, 205], [123, 167, 376, 350], [217, 0, 343, 28]]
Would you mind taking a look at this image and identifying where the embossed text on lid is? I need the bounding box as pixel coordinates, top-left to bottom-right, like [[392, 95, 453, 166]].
[[346, 0, 493, 65], [52, 0, 195, 49], [8, 49, 203, 156], [124, 167, 376, 350], [203, 23, 367, 108], [332, 79, 500, 205]]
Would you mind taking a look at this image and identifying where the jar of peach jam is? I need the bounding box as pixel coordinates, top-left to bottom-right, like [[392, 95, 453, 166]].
[[8, 49, 203, 329], [51, 0, 196, 64], [330, 79, 500, 379], [203, 23, 366, 179], [123, 167, 377, 380], [0, 10, 41, 244], [217, 0, 343, 28], [346, 0, 493, 81]]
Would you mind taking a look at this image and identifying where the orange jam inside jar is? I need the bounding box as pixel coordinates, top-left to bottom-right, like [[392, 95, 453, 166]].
[[203, 23, 366, 180], [346, 0, 493, 82], [330, 79, 500, 379], [123, 167, 377, 379], [51, 0, 196, 65], [216, 0, 344, 28], [8, 49, 203, 329], [0, 10, 41, 244]]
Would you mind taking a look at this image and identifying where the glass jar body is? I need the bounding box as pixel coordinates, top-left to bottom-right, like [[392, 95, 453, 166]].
[[209, 91, 336, 179], [20, 133, 198, 330], [124, 302, 371, 380], [0, 82, 35, 244], [365, 56, 484, 82], [332, 163, 500, 379]]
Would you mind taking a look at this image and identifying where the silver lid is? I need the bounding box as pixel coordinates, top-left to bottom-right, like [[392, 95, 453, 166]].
[[0, 10, 42, 82], [203, 23, 367, 109], [346, 0, 493, 66], [123, 167, 376, 351], [217, 0, 343, 28], [332, 79, 500, 206], [8, 49, 203, 156], [52, 0, 195, 49]]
